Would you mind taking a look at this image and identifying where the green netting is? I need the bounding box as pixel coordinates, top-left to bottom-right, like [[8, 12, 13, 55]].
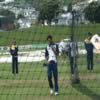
[[0, 0, 100, 100]]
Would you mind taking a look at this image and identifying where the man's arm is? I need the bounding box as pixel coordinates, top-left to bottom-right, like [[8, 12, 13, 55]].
[[51, 44, 59, 56], [56, 44, 59, 56], [45, 48, 49, 60], [84, 38, 89, 51], [43, 48, 49, 66], [16, 46, 18, 52], [10, 48, 12, 55]]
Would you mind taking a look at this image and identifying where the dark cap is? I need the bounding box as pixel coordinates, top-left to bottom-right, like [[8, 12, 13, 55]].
[[47, 35, 52, 40], [86, 32, 92, 36]]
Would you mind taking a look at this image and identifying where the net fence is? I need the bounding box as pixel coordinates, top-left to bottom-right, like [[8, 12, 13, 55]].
[[0, 24, 100, 100], [0, 1, 100, 100]]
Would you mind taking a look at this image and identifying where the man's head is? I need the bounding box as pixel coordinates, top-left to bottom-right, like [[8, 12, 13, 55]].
[[88, 32, 92, 40], [87, 32, 92, 40], [47, 35, 53, 44]]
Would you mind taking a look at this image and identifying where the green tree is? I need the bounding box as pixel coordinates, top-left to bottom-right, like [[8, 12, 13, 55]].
[[31, 0, 42, 10], [94, 5, 100, 23], [67, 3, 72, 12], [84, 1, 100, 23], [0, 9, 15, 18], [17, 14, 25, 19], [38, 0, 61, 24]]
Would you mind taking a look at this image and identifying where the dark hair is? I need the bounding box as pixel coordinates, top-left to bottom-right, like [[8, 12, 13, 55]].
[[47, 35, 52, 40], [87, 32, 92, 36]]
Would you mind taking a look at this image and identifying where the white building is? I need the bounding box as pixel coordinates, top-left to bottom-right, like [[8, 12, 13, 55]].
[[58, 13, 72, 26], [5, 0, 14, 3], [17, 18, 32, 29], [88, 0, 98, 3], [0, 0, 14, 4]]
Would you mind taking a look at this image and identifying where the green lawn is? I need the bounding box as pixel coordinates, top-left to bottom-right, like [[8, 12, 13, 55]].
[[0, 24, 100, 46], [0, 54, 100, 100], [0, 24, 100, 100]]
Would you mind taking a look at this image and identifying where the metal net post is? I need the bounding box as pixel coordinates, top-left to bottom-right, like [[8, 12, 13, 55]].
[[69, 10, 80, 84]]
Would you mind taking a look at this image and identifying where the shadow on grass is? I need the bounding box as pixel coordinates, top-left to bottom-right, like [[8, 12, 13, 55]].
[[72, 82, 100, 100]]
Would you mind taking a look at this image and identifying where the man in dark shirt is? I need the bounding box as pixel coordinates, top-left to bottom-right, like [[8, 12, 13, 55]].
[[10, 40, 18, 74], [84, 32, 94, 71]]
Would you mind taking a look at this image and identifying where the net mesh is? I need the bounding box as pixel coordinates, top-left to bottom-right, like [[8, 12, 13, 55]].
[[0, 1, 100, 100]]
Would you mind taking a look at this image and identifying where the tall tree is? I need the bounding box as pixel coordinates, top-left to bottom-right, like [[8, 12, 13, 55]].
[[84, 1, 100, 23], [0, 9, 15, 17], [38, 0, 61, 24]]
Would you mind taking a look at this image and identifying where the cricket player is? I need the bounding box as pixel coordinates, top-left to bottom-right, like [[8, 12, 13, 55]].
[[84, 32, 94, 71], [59, 39, 70, 56], [45, 35, 59, 96], [10, 40, 18, 74]]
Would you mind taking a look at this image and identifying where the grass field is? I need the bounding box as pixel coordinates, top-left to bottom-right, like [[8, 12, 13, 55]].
[[0, 54, 100, 100], [0, 24, 100, 46], [0, 24, 100, 100]]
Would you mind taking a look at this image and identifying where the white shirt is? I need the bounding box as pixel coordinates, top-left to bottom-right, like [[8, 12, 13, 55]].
[[68, 42, 78, 57], [59, 41, 69, 53], [46, 44, 57, 62]]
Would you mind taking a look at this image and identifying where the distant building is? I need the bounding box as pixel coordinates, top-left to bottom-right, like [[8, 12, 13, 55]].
[[88, 0, 98, 3], [57, 13, 72, 26], [17, 18, 32, 29], [0, 16, 15, 30], [10, 5, 38, 24], [5, 0, 14, 3], [0, 0, 14, 4]]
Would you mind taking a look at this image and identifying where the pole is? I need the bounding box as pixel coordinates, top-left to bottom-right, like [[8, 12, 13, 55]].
[[70, 10, 80, 84], [71, 10, 75, 41]]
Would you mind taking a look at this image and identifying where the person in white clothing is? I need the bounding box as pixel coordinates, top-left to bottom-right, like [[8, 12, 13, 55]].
[[45, 35, 59, 96]]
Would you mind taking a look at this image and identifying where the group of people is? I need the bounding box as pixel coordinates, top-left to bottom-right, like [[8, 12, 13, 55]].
[[9, 32, 94, 96], [45, 35, 79, 96], [45, 33, 94, 96]]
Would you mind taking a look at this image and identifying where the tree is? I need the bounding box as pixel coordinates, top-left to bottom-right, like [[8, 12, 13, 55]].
[[38, 0, 61, 24], [67, 3, 72, 12], [32, 0, 42, 10], [0, 9, 15, 18], [94, 5, 100, 23], [17, 14, 25, 19], [84, 1, 100, 23]]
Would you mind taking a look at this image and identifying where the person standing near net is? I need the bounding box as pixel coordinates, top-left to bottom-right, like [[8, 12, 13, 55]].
[[45, 35, 59, 96], [10, 40, 18, 74], [84, 32, 94, 71], [67, 37, 80, 83]]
